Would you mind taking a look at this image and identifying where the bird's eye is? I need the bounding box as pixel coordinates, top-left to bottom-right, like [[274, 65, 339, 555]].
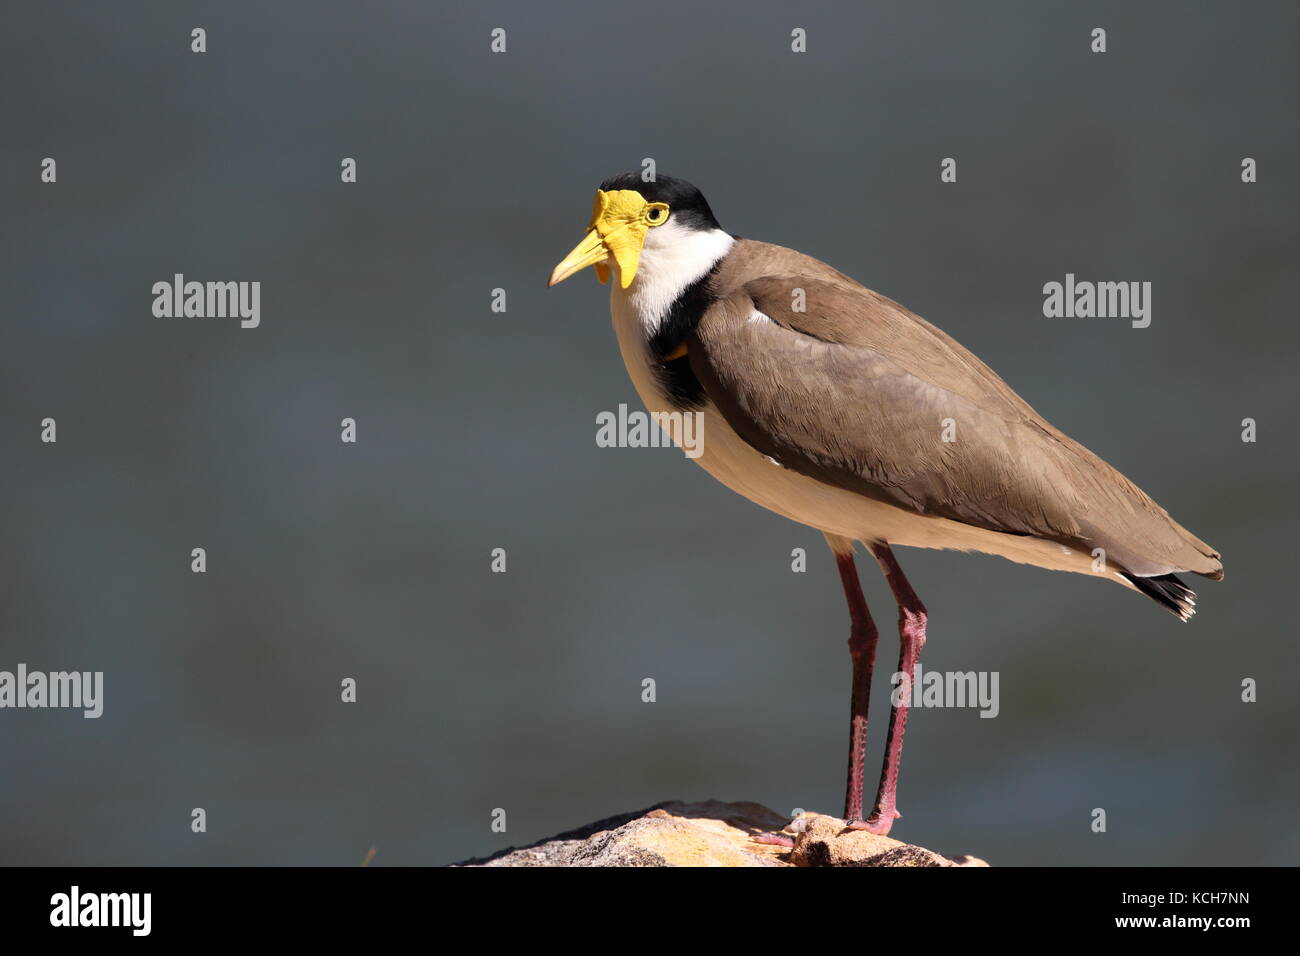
[[645, 204, 668, 225]]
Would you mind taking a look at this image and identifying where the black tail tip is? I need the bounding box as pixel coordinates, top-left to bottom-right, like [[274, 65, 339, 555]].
[[1123, 572, 1197, 621]]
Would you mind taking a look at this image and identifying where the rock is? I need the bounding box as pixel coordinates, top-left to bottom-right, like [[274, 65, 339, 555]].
[[455, 800, 987, 867]]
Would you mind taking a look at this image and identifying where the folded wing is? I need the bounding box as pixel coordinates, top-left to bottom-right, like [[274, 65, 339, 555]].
[[687, 265, 1221, 580]]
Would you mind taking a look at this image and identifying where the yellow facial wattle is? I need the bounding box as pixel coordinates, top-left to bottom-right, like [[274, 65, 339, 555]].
[[548, 188, 669, 289]]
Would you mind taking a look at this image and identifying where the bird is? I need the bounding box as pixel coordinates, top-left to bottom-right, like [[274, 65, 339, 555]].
[[547, 172, 1223, 836]]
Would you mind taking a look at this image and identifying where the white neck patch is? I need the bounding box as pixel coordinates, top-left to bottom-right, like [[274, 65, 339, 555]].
[[612, 222, 734, 337]]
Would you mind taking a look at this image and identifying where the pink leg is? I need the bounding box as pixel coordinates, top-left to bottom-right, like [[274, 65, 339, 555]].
[[751, 537, 881, 848], [858, 543, 927, 836], [832, 541, 880, 825]]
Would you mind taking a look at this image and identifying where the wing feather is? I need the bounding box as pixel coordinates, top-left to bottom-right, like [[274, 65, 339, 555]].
[[688, 246, 1221, 579]]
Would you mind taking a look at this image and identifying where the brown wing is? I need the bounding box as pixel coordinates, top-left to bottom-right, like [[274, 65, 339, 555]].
[[688, 244, 1222, 579]]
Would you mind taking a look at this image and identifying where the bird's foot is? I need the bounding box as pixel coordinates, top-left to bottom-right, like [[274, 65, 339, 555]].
[[846, 808, 901, 836], [751, 831, 796, 848]]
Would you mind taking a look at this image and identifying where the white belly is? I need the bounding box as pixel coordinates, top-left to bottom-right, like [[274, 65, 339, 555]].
[[610, 293, 1120, 582]]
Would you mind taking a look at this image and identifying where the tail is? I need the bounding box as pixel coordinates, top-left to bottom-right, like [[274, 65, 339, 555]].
[[1122, 572, 1198, 621]]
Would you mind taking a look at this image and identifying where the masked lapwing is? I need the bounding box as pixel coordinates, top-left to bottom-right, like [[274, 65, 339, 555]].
[[547, 172, 1223, 835]]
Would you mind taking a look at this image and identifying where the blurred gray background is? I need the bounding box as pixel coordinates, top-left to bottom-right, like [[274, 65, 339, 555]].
[[1, 1, 1296, 866]]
